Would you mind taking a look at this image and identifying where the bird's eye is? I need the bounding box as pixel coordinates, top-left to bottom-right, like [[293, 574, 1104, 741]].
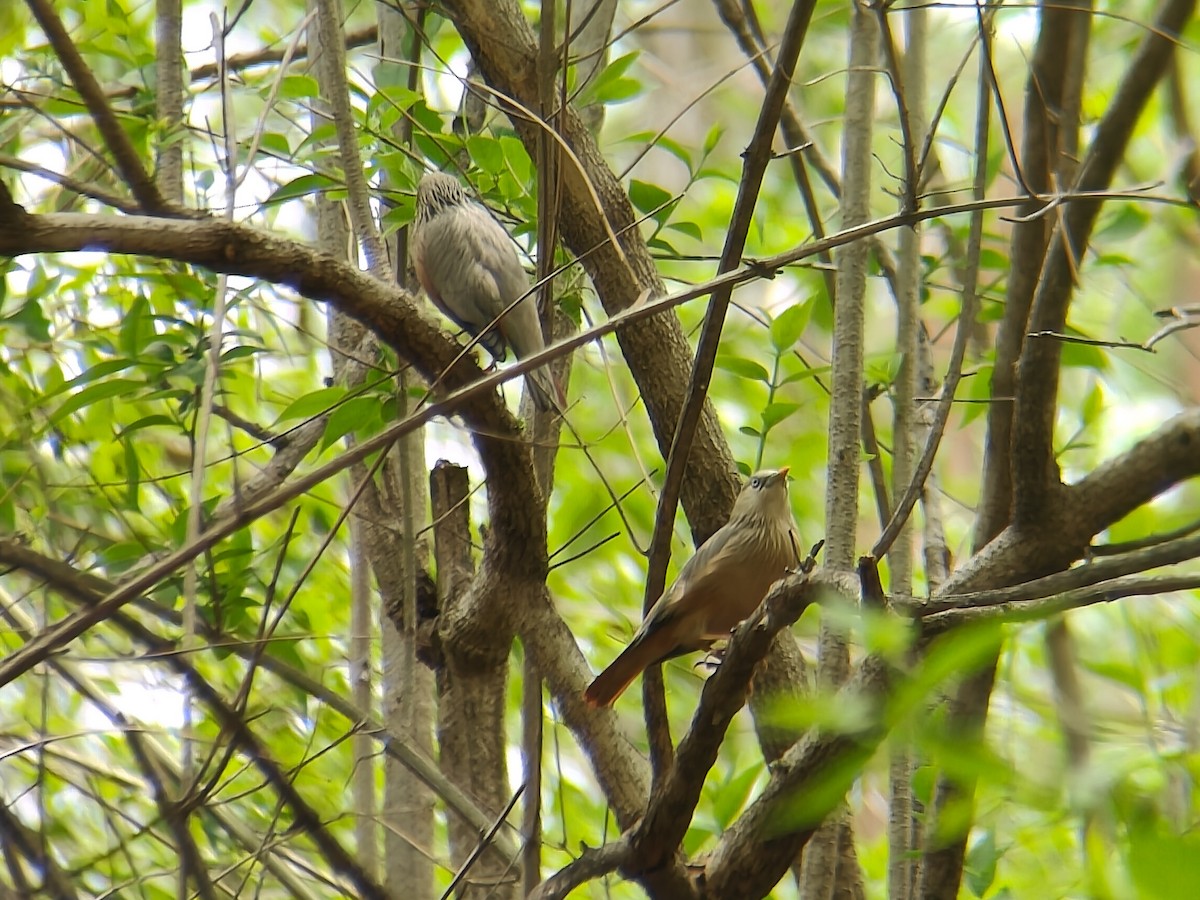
[[751, 477, 763, 489]]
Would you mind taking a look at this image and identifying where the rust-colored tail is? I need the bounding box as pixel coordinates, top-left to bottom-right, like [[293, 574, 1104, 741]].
[[584, 633, 672, 707]]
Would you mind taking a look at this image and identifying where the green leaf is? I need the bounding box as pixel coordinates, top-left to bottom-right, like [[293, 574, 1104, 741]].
[[959, 364, 992, 426], [769, 299, 814, 351], [117, 415, 178, 436], [121, 434, 140, 511], [666, 220, 702, 241], [49, 378, 144, 426], [716, 355, 770, 383], [1129, 823, 1200, 899], [320, 395, 381, 451], [279, 75, 319, 100], [710, 764, 761, 829], [760, 401, 800, 431], [276, 386, 347, 423], [703, 123, 723, 154], [466, 136, 505, 175], [978, 248, 1008, 271], [4, 297, 51, 341], [652, 135, 693, 168], [628, 179, 674, 217], [1060, 336, 1109, 372], [964, 829, 1000, 898], [220, 345, 265, 363], [1095, 204, 1148, 242], [577, 51, 641, 107], [119, 295, 153, 357], [257, 132, 292, 158], [265, 173, 338, 205]]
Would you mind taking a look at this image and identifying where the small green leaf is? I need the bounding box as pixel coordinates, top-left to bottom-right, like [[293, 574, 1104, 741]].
[[257, 132, 292, 158], [276, 386, 347, 423], [1095, 204, 1148, 242], [964, 829, 999, 898], [703, 123, 723, 155], [4, 298, 52, 341], [220, 345, 265, 363], [781, 364, 830, 385], [978, 248, 1008, 271], [117, 415, 177, 436], [958, 365, 992, 426], [577, 51, 641, 107], [760, 401, 800, 431], [467, 136, 505, 175], [122, 434, 140, 511], [1061, 337, 1109, 372], [119, 295, 152, 357], [716, 355, 770, 383], [769, 299, 813, 351], [320, 396, 381, 450], [49, 378, 144, 425], [628, 179, 674, 217], [1080, 380, 1103, 427], [265, 173, 338, 205], [666, 220, 702, 241], [279, 75, 319, 100], [652, 136, 693, 168]]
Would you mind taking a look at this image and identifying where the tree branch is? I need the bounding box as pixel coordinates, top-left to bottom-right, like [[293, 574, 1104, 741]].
[[24, 0, 174, 214], [1012, 0, 1196, 526]]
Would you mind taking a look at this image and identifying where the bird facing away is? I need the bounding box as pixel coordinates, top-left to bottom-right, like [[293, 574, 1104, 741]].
[[410, 172, 560, 411], [584, 468, 800, 707]]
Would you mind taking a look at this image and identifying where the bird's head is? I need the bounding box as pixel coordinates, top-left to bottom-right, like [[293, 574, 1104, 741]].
[[415, 172, 469, 222], [730, 466, 792, 523]]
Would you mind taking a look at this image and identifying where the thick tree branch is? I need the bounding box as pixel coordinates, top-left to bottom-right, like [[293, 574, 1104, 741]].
[[1012, 0, 1196, 526], [925, 573, 1200, 630], [704, 654, 892, 897], [440, 0, 741, 545], [1064, 407, 1200, 535], [626, 572, 824, 875]]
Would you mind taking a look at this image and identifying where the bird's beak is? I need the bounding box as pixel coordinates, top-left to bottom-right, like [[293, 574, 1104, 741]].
[[777, 466, 790, 479]]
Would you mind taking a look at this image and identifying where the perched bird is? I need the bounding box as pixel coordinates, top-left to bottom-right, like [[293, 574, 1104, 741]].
[[584, 468, 800, 707], [411, 171, 560, 411]]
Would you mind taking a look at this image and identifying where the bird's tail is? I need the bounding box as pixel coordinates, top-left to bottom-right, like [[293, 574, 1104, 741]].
[[584, 633, 670, 707]]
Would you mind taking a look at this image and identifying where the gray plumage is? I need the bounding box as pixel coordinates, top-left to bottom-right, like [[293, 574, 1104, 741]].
[[584, 468, 800, 707], [411, 172, 559, 411]]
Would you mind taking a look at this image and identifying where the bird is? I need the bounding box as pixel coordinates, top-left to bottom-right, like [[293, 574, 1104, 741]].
[[584, 467, 800, 707], [410, 171, 561, 412]]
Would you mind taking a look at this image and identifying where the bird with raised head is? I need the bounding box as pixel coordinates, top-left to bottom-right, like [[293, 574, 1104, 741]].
[[410, 171, 561, 412], [584, 467, 800, 707]]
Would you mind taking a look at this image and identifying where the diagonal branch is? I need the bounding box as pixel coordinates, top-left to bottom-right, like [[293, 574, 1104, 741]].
[[1066, 407, 1200, 533], [1012, 0, 1196, 526], [639, 0, 818, 780], [24, 0, 175, 214], [627, 570, 824, 875]]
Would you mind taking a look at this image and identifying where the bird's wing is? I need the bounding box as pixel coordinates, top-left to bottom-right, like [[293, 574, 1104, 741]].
[[629, 526, 737, 646], [417, 203, 524, 358], [658, 524, 786, 638], [466, 207, 543, 360]]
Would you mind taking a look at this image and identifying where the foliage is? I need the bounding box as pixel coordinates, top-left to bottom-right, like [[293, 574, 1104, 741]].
[[1, 0, 1199, 898]]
